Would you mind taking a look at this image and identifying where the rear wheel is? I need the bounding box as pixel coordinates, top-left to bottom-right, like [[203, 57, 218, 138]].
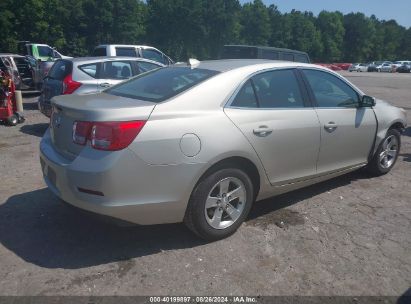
[[367, 129, 401, 176], [184, 168, 254, 241]]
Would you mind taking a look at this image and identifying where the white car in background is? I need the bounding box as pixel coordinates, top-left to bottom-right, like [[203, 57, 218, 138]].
[[93, 44, 174, 66], [377, 62, 394, 72]]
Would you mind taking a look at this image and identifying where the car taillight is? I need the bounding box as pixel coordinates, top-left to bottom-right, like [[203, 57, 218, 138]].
[[72, 121, 146, 151], [72, 121, 92, 145], [62, 74, 82, 94]]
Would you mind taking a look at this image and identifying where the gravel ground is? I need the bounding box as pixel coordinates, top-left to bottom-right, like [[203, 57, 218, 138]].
[[0, 71, 410, 296]]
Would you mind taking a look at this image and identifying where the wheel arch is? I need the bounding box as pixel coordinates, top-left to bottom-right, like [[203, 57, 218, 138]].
[[193, 156, 261, 200], [388, 121, 406, 133]]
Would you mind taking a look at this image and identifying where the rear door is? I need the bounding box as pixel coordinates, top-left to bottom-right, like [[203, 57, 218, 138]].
[[74, 62, 100, 94], [97, 60, 134, 91], [224, 68, 321, 185], [301, 69, 377, 174]]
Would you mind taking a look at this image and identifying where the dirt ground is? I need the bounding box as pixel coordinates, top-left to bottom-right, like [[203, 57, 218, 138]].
[[0, 71, 410, 296]]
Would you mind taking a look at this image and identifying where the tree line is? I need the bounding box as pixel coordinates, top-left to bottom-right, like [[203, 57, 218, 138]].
[[1, 0, 410, 62]]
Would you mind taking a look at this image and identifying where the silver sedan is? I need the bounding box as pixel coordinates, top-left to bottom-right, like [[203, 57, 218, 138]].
[[40, 60, 407, 240]]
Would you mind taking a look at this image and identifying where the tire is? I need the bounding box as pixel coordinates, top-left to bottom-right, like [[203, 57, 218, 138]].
[[366, 129, 401, 176], [7, 115, 18, 126], [184, 168, 254, 241]]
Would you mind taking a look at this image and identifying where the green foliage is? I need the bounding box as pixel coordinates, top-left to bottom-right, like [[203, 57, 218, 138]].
[[0, 0, 410, 62]]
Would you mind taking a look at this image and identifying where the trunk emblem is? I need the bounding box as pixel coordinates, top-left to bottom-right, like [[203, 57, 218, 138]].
[[52, 113, 62, 128]]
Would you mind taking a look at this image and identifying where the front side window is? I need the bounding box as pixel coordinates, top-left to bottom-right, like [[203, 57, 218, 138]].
[[38, 46, 53, 57], [106, 67, 219, 103], [137, 61, 161, 73], [101, 61, 133, 79], [303, 69, 360, 108], [141, 49, 166, 64]]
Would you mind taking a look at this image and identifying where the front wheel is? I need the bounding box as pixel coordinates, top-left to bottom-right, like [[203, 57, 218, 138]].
[[366, 129, 401, 176], [184, 168, 254, 241]]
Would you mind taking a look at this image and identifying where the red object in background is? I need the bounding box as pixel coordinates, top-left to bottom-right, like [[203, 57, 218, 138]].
[[314, 63, 343, 71], [333, 63, 351, 70], [0, 70, 17, 124]]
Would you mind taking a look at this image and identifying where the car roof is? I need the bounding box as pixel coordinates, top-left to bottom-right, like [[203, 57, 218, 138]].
[[174, 59, 315, 72], [95, 44, 156, 49], [59, 56, 165, 66], [224, 44, 309, 55]]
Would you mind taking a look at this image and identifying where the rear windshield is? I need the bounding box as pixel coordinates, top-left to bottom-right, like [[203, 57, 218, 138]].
[[106, 67, 219, 102], [93, 47, 107, 56], [48, 60, 72, 80]]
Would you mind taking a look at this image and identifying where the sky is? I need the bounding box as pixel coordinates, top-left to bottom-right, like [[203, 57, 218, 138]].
[[241, 0, 411, 28]]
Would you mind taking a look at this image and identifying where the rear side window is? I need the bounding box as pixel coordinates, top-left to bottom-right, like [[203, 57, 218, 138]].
[[106, 67, 219, 102], [231, 69, 304, 109], [93, 48, 107, 56], [115, 47, 136, 57], [261, 50, 279, 60], [295, 54, 309, 63], [252, 69, 304, 108], [232, 80, 258, 108], [48, 60, 72, 80], [282, 53, 294, 61], [137, 61, 161, 73], [101, 61, 133, 79], [79, 63, 98, 78]]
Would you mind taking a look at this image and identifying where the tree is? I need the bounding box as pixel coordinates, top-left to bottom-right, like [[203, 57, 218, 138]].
[[316, 11, 344, 62], [240, 0, 271, 45], [342, 13, 376, 62]]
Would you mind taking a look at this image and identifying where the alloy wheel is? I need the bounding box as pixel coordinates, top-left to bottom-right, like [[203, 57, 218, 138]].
[[204, 177, 246, 229], [379, 135, 398, 169]]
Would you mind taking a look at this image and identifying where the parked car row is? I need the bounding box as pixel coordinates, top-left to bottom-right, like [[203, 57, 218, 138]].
[[349, 61, 411, 73]]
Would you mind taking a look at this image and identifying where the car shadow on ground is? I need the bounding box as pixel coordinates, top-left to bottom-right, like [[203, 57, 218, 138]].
[[20, 123, 48, 137], [403, 127, 411, 137], [0, 169, 372, 270], [400, 153, 411, 163]]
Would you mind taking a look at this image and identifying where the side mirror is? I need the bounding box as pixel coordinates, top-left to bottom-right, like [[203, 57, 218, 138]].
[[361, 95, 376, 107]]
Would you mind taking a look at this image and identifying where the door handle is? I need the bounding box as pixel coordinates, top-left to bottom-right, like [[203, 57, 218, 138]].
[[253, 126, 273, 137], [324, 122, 338, 132], [99, 82, 110, 88]]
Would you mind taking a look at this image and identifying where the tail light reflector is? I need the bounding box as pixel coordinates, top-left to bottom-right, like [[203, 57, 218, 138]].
[[63, 74, 82, 94], [72, 121, 146, 151]]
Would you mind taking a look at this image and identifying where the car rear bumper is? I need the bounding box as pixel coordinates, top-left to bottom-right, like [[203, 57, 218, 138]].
[[39, 128, 203, 225]]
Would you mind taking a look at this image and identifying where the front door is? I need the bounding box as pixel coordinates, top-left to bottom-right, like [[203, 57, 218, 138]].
[[225, 68, 321, 186], [301, 69, 377, 174]]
